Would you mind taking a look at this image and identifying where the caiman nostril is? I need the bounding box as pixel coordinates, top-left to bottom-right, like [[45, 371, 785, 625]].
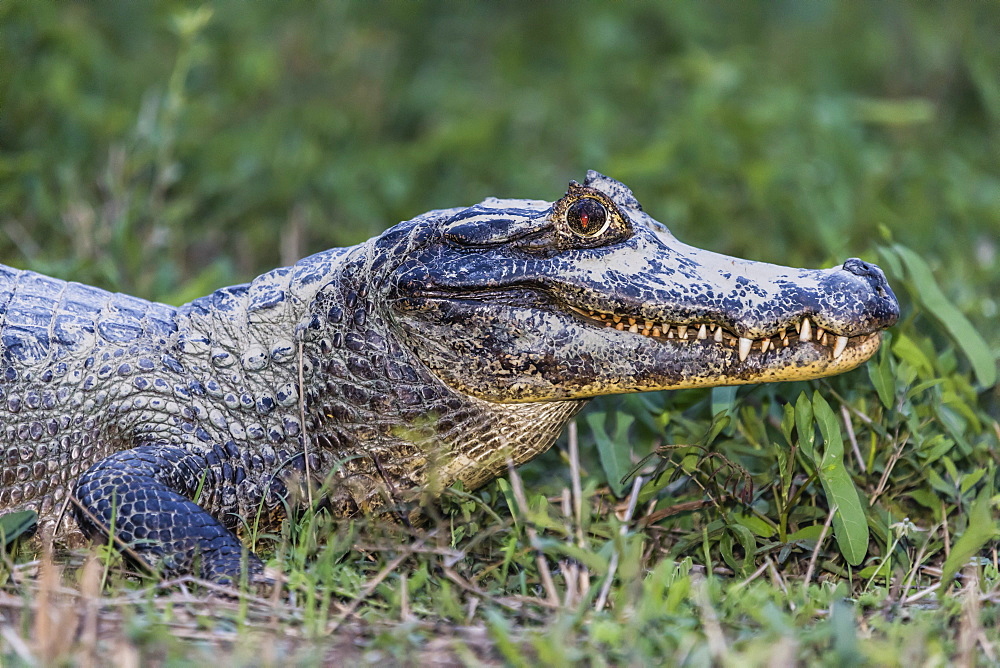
[[843, 258, 878, 278], [842, 257, 900, 325], [843, 258, 893, 298]]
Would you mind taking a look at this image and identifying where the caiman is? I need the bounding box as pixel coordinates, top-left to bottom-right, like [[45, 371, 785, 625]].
[[0, 172, 899, 582]]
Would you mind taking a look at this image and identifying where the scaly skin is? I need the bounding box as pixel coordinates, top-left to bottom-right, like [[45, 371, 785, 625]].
[[0, 172, 899, 582]]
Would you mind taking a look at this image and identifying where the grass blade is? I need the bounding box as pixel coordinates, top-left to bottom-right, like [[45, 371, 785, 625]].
[[0, 510, 37, 548], [940, 484, 999, 589], [586, 410, 635, 498]]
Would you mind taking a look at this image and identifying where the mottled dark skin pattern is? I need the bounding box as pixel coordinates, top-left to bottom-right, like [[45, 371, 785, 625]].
[[0, 172, 898, 583]]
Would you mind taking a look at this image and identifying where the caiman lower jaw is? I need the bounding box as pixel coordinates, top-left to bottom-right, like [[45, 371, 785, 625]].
[[565, 305, 878, 365]]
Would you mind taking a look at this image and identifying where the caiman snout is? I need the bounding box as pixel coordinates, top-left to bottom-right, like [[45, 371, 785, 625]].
[[841, 258, 900, 328], [391, 171, 903, 401]]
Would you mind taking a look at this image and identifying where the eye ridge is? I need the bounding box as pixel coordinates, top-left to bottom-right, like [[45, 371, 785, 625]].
[[566, 197, 610, 237]]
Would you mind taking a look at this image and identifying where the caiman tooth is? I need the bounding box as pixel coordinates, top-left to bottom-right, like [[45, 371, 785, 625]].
[[615, 322, 625, 331], [644, 320, 654, 330], [778, 327, 786, 340], [738, 337, 752, 362], [782, 335, 790, 347], [714, 326, 724, 343], [697, 324, 707, 340], [677, 325, 688, 339], [833, 335, 849, 359], [652, 326, 662, 337], [760, 338, 771, 354], [628, 317, 636, 326], [613, 315, 621, 324], [666, 327, 675, 339], [817, 327, 826, 344], [800, 317, 812, 342], [629, 323, 639, 333]]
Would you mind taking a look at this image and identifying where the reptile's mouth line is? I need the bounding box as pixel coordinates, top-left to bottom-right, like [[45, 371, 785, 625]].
[[565, 306, 878, 363]]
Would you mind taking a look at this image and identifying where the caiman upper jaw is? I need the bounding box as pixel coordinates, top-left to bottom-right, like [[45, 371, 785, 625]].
[[563, 257, 899, 367]]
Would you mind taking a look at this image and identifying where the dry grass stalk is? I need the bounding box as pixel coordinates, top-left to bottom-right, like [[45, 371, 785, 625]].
[[594, 475, 643, 612], [804, 506, 837, 587], [506, 458, 561, 607], [840, 404, 867, 473], [31, 553, 77, 664]]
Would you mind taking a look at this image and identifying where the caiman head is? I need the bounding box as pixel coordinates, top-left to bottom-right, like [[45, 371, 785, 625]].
[[388, 171, 899, 402]]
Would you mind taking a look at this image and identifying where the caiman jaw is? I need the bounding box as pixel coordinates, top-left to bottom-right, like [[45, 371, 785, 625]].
[[392, 171, 900, 400], [566, 306, 876, 364]]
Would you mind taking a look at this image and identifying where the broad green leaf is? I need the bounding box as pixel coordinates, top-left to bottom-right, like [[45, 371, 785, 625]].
[[940, 456, 960, 484], [875, 246, 904, 281], [780, 402, 796, 448], [908, 378, 946, 397], [892, 333, 934, 379], [918, 435, 955, 465], [719, 531, 740, 574], [858, 560, 892, 580], [925, 466, 955, 496], [788, 524, 826, 542], [867, 341, 896, 410], [710, 385, 739, 436], [794, 392, 815, 460], [935, 404, 973, 454], [907, 488, 943, 512], [941, 389, 982, 433], [586, 410, 635, 498], [892, 244, 997, 388], [959, 468, 987, 495], [813, 392, 869, 566], [740, 404, 770, 447], [0, 510, 37, 547], [728, 523, 758, 576], [701, 411, 732, 447], [774, 439, 791, 499], [819, 465, 869, 566], [719, 524, 757, 576], [732, 512, 776, 538], [940, 485, 999, 588], [813, 392, 844, 460], [495, 478, 518, 527]]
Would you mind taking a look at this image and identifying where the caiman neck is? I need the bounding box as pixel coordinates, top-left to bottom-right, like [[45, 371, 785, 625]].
[[298, 248, 587, 515]]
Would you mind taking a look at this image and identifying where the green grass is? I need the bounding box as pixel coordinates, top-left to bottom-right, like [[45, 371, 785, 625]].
[[1, 2, 998, 665]]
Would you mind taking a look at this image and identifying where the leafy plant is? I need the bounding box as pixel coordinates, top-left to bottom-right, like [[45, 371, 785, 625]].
[[0, 2, 998, 664]]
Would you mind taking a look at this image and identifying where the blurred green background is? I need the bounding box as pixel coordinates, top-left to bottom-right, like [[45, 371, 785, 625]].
[[1, 1, 997, 344]]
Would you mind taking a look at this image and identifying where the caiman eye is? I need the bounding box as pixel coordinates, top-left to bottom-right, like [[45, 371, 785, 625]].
[[566, 198, 610, 237]]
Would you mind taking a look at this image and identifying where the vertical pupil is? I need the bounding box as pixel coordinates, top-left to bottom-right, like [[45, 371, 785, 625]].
[[569, 199, 606, 235]]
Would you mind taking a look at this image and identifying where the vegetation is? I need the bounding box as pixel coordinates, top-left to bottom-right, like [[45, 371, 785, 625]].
[[1, 2, 998, 664]]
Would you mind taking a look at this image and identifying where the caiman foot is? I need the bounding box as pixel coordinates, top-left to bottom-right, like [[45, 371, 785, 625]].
[[73, 444, 266, 585]]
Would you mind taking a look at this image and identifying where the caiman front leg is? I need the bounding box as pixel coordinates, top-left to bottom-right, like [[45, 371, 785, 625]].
[[72, 444, 266, 584]]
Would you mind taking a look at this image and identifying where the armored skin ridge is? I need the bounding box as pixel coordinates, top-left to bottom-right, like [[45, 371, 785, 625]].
[[0, 172, 899, 583]]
